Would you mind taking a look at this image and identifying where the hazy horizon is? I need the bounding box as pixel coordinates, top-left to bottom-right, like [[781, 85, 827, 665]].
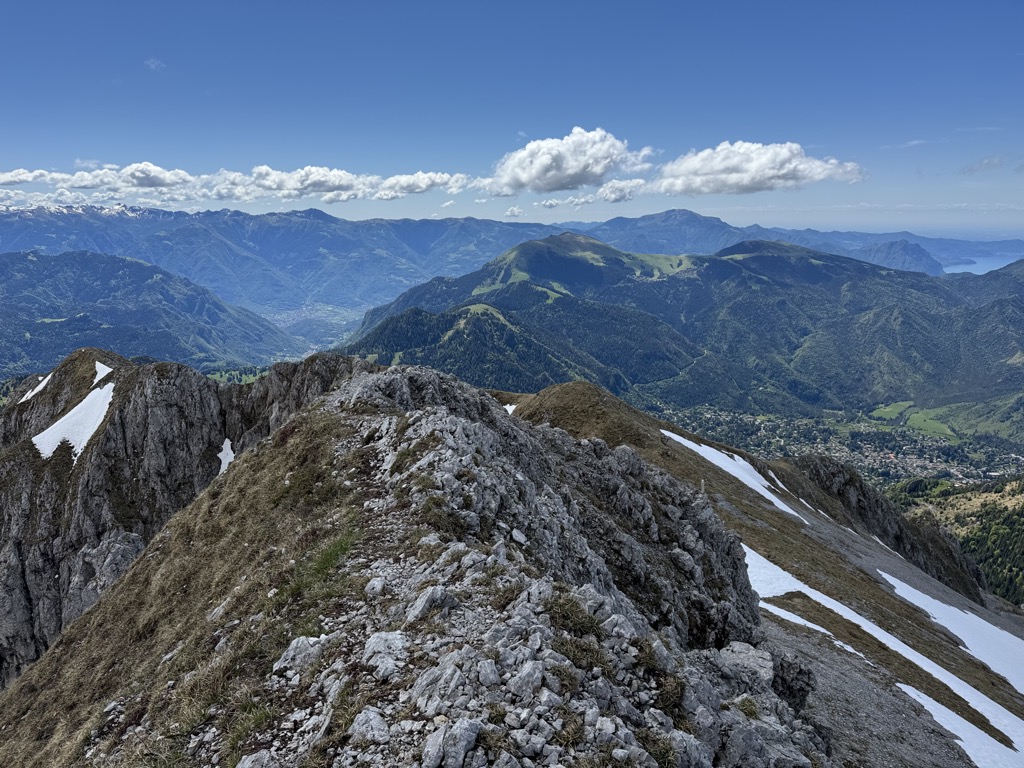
[[3, 0, 1021, 236]]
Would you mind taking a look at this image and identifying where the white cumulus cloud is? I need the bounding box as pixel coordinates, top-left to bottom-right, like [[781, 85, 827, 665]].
[[597, 178, 647, 203], [251, 165, 380, 199], [482, 126, 652, 196], [504, 205, 525, 218], [652, 141, 862, 195], [0, 169, 53, 186], [535, 194, 596, 210], [374, 171, 463, 200], [120, 162, 193, 188]]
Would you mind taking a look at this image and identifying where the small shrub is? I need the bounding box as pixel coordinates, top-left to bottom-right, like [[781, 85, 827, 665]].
[[655, 674, 687, 728], [637, 728, 676, 768], [331, 683, 366, 735], [551, 636, 612, 676], [551, 706, 583, 747], [421, 496, 468, 537], [548, 664, 581, 694], [484, 563, 504, 579], [413, 473, 437, 492], [390, 447, 416, 476], [225, 696, 275, 761], [491, 583, 522, 611], [312, 532, 357, 577], [737, 696, 759, 720], [477, 726, 514, 756], [572, 745, 630, 767], [633, 637, 659, 674], [544, 594, 604, 639]]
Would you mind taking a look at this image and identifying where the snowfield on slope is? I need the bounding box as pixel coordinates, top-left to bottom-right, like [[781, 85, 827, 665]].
[[743, 545, 1024, 766], [217, 438, 235, 475], [898, 685, 1022, 768], [881, 571, 1024, 694], [93, 361, 113, 384], [759, 602, 864, 658], [660, 429, 807, 522], [32, 383, 115, 462], [18, 373, 52, 404]]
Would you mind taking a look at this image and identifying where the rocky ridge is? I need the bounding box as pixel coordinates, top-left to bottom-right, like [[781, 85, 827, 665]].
[[0, 362, 833, 767]]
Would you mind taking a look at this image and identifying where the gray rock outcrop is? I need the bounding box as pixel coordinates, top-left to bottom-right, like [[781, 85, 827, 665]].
[[1, 356, 999, 767]]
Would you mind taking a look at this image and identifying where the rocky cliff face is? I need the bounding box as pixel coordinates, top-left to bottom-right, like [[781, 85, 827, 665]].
[[0, 349, 375, 689]]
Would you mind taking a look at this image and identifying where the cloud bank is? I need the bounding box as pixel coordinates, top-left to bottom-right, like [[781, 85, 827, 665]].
[[0, 128, 861, 211]]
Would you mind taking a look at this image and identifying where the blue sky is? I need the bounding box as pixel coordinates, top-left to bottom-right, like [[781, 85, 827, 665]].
[[2, 0, 1021, 236]]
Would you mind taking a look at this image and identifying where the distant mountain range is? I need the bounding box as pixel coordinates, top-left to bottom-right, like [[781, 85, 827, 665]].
[[582, 208, 1024, 272], [344, 234, 1024, 435], [0, 206, 560, 342], [0, 250, 305, 377], [3, 205, 1022, 346]]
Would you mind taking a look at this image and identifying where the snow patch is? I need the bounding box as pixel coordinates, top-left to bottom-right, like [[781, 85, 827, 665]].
[[872, 535, 896, 553], [18, 373, 53, 404], [897, 684, 1022, 768], [93, 361, 113, 384], [743, 545, 1024, 755], [768, 470, 791, 493], [217, 438, 235, 475], [32, 383, 115, 462], [661, 429, 807, 522], [760, 602, 865, 658], [799, 497, 833, 519], [503, 404, 516, 415], [880, 571, 1024, 694]]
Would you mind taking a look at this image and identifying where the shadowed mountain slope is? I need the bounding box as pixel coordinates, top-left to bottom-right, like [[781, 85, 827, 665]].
[[0, 250, 306, 377], [0, 350, 375, 687]]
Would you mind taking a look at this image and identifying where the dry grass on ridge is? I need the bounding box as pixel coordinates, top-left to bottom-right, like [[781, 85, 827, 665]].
[[0, 408, 372, 767]]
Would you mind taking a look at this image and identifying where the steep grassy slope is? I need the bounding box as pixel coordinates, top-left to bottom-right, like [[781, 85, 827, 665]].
[[0, 350, 383, 690]]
